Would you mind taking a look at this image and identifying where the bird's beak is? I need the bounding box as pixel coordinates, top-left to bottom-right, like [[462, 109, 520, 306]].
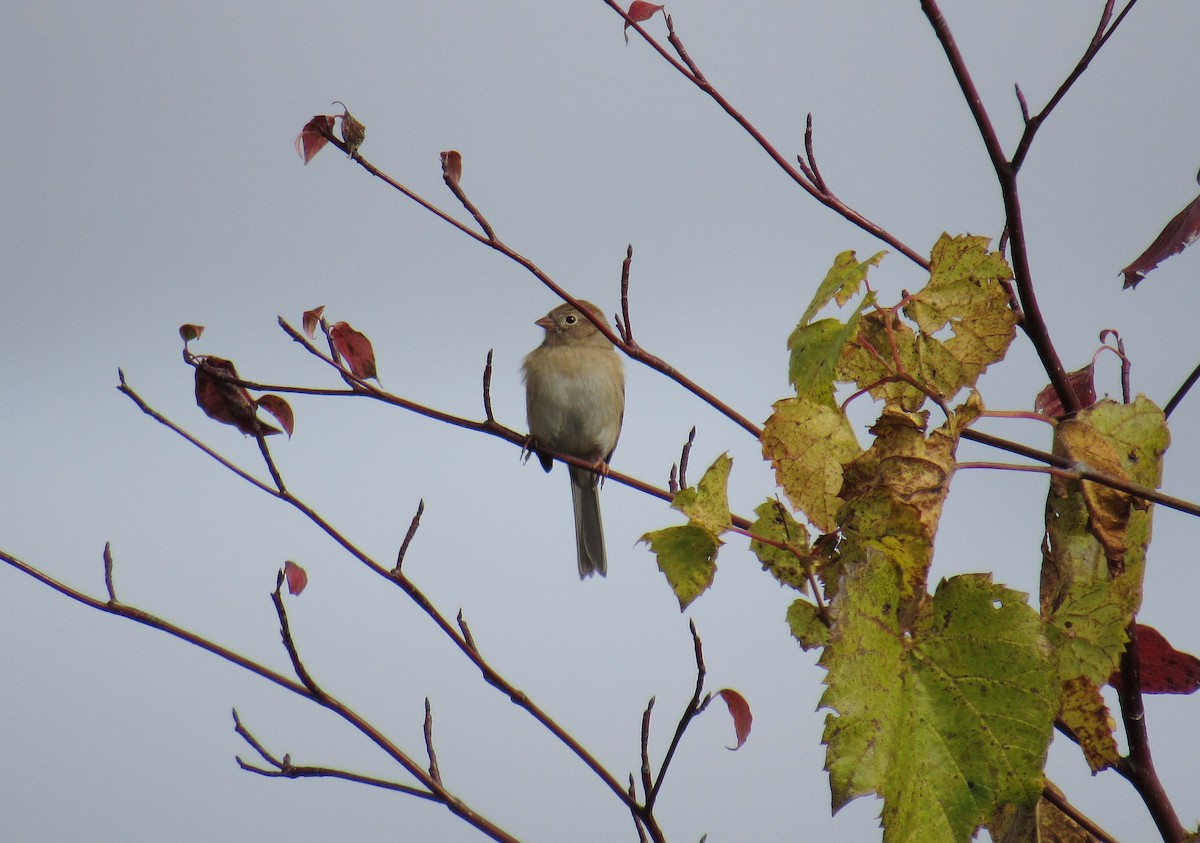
[[535, 315, 554, 330]]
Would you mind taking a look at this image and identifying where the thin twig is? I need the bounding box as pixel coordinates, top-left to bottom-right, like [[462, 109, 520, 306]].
[[424, 698, 442, 784], [648, 620, 710, 807], [640, 697, 656, 798], [441, 153, 497, 242], [318, 130, 764, 438], [802, 113, 828, 193], [257, 434, 286, 494], [619, 245, 634, 344], [456, 610, 477, 652], [272, 571, 323, 696], [960, 428, 1200, 517], [482, 350, 496, 423], [102, 542, 117, 603], [394, 499, 425, 573], [232, 708, 437, 801], [1163, 359, 1200, 419], [1010, 1, 1139, 172], [678, 427, 696, 491], [606, 1, 928, 268], [1041, 780, 1120, 843], [920, 0, 1079, 415], [0, 547, 522, 840]]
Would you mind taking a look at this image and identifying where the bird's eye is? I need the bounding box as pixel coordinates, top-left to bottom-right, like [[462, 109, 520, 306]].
[[564, 314, 578, 325]]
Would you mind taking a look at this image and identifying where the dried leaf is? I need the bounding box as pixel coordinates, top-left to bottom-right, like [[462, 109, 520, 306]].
[[1110, 624, 1200, 694], [1053, 418, 1134, 568], [1122, 191, 1200, 288], [441, 150, 462, 187], [333, 102, 365, 156], [302, 305, 325, 339], [716, 688, 752, 750], [179, 324, 204, 343], [295, 115, 335, 164], [1034, 363, 1097, 419], [329, 321, 379, 380], [256, 394, 294, 438], [194, 357, 280, 437], [283, 560, 308, 596]]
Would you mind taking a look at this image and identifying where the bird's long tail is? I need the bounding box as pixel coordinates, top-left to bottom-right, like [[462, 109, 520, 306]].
[[569, 467, 607, 578]]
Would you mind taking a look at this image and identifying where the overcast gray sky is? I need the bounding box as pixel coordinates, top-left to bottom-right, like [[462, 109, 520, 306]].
[[3, 2, 1200, 841]]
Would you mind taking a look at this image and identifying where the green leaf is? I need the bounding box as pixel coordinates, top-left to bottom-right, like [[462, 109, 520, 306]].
[[672, 453, 733, 536], [799, 249, 886, 327], [1043, 581, 1128, 687], [787, 598, 829, 651], [762, 397, 861, 533], [640, 524, 718, 611], [788, 291, 874, 406], [821, 564, 1056, 842], [749, 499, 810, 591]]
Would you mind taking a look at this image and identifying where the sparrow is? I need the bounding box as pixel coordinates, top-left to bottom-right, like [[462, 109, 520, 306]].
[[522, 301, 625, 578]]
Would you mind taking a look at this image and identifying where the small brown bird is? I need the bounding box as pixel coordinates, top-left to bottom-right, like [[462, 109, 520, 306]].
[[523, 301, 625, 578]]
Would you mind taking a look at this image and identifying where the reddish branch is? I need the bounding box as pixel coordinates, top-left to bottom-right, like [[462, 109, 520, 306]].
[[318, 125, 762, 441], [918, 0, 1079, 416], [119, 380, 641, 816], [603, 1, 929, 270], [0, 548, 520, 843], [1115, 623, 1187, 841]]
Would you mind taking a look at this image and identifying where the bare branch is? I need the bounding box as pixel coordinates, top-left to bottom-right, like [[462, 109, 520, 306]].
[[648, 621, 711, 808], [102, 542, 117, 603], [1164, 360, 1200, 420], [640, 696, 656, 798], [677, 427, 697, 491], [919, 0, 1079, 416], [394, 499, 426, 574], [482, 349, 496, 423], [1011, 1, 1139, 172], [256, 433, 286, 494], [442, 150, 496, 241], [603, 0, 929, 268], [802, 113, 828, 193], [317, 130, 764, 438], [618, 244, 634, 345], [960, 428, 1200, 517], [424, 698, 442, 784]]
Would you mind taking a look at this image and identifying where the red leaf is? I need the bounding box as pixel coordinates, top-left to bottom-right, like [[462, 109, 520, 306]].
[[1122, 191, 1200, 288], [302, 305, 326, 339], [624, 2, 664, 42], [1034, 363, 1097, 419], [330, 321, 379, 380], [1110, 624, 1200, 695], [627, 1, 664, 23], [441, 150, 462, 187], [295, 115, 336, 164], [283, 560, 308, 596], [256, 394, 295, 438], [194, 357, 281, 437], [179, 324, 205, 343], [716, 688, 752, 750]]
